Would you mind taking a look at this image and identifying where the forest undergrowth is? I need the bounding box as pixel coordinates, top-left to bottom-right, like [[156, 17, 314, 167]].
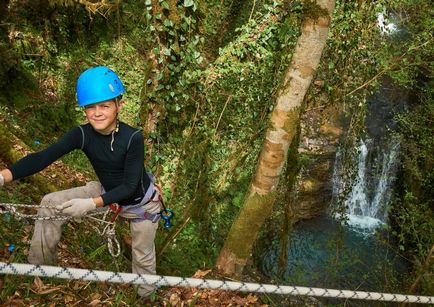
[[0, 158, 276, 306]]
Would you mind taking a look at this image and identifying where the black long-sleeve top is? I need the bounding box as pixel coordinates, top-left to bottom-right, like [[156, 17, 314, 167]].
[[9, 122, 150, 206]]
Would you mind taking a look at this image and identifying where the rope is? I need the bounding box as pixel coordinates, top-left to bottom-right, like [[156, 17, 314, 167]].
[[0, 262, 433, 304], [87, 214, 121, 257], [1, 202, 120, 257], [0, 203, 70, 221], [0, 202, 103, 221]]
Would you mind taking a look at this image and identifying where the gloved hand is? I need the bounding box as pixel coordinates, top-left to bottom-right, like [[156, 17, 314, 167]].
[[57, 198, 96, 218], [0, 173, 4, 186]]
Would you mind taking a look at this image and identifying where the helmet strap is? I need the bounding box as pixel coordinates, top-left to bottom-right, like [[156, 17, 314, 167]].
[[110, 120, 120, 151]]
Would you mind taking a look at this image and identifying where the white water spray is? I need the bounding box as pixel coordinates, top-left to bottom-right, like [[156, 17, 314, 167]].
[[332, 138, 400, 232], [377, 13, 397, 35]]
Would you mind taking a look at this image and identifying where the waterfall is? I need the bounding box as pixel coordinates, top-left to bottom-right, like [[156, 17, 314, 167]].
[[259, 136, 407, 290], [332, 137, 400, 232], [257, 78, 410, 290]]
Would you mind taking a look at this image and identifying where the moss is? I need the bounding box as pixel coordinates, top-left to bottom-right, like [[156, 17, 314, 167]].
[[302, 0, 329, 21], [223, 192, 276, 259], [282, 106, 302, 141]]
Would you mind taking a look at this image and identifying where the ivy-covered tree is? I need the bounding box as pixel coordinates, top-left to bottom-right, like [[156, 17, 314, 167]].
[[216, 0, 336, 277]]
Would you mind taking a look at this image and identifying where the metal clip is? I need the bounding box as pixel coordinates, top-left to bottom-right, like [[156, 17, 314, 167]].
[[160, 208, 174, 229]]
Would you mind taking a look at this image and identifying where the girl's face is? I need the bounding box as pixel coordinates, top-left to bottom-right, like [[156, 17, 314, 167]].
[[84, 99, 121, 135]]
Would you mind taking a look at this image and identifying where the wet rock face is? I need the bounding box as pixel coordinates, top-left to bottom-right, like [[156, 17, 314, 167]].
[[292, 77, 409, 222], [295, 153, 336, 220], [293, 102, 344, 221]]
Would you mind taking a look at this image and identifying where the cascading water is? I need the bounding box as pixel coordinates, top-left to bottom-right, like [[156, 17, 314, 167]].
[[332, 137, 401, 232], [257, 78, 409, 295], [258, 138, 408, 294]]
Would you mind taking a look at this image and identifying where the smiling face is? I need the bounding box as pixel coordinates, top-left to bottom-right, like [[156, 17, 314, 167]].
[[84, 99, 122, 135]]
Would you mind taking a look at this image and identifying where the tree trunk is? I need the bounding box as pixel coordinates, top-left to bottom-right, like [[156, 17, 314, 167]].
[[215, 0, 336, 277]]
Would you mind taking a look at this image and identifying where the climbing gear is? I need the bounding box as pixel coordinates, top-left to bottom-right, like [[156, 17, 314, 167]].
[[0, 202, 70, 221], [117, 205, 161, 224], [3, 262, 434, 304], [0, 202, 121, 257], [87, 210, 121, 257], [106, 181, 174, 228], [155, 184, 174, 229], [76, 66, 125, 107], [108, 203, 123, 223], [160, 208, 174, 229], [107, 190, 160, 224]]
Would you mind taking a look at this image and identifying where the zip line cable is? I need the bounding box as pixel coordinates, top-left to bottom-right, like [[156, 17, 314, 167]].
[[1, 262, 433, 304]]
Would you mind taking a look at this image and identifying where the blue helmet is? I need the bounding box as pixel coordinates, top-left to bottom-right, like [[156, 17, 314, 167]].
[[76, 66, 125, 107]]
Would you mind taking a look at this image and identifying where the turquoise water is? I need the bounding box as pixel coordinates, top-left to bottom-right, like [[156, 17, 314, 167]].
[[258, 216, 409, 292]]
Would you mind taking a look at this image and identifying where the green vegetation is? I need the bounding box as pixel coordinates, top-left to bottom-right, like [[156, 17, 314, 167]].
[[392, 79, 434, 295], [0, 0, 432, 304]]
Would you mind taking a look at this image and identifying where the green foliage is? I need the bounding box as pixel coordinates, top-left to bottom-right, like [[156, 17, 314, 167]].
[[1, 0, 304, 281], [144, 1, 303, 271], [392, 193, 433, 255], [392, 81, 434, 264], [316, 0, 432, 108], [1, 0, 431, 301]]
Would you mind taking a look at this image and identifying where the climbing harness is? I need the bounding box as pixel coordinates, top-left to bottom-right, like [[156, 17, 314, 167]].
[[106, 183, 174, 227], [0, 184, 173, 257]]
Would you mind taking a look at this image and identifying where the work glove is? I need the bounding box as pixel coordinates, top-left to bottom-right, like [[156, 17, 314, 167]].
[[57, 198, 96, 218], [0, 173, 4, 187]]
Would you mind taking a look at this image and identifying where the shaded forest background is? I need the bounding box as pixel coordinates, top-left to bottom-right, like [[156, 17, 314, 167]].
[[0, 0, 432, 305]]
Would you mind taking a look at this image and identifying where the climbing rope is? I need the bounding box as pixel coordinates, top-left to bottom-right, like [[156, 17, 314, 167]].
[[0, 202, 106, 221], [0, 202, 120, 257], [0, 262, 433, 304], [0, 202, 70, 221], [87, 214, 121, 257]]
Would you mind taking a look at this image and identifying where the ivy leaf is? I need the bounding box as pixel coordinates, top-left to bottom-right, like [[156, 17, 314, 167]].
[[156, 72, 164, 81], [183, 0, 194, 7], [163, 19, 174, 28], [163, 48, 171, 56], [161, 1, 170, 10], [155, 84, 165, 91]]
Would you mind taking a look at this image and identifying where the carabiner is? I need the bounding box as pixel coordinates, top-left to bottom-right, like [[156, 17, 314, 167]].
[[160, 208, 174, 229]]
